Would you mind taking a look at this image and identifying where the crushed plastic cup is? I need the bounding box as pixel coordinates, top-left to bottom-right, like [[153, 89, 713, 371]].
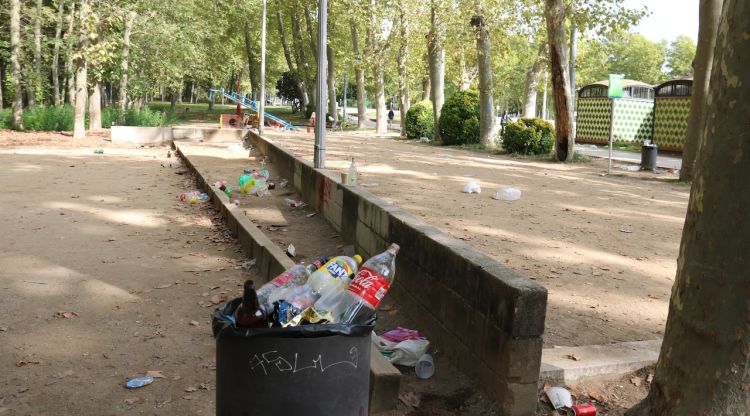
[[415, 354, 435, 379], [492, 188, 522, 201], [545, 387, 573, 409], [125, 375, 154, 389], [462, 182, 482, 194]]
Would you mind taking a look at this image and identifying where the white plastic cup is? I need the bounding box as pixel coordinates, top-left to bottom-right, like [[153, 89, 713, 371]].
[[415, 353, 435, 379]]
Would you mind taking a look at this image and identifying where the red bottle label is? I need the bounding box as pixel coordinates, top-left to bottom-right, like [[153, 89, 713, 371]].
[[347, 267, 391, 309], [269, 271, 294, 288]]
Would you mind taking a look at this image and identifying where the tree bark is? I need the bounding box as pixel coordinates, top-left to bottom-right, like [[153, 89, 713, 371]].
[[52, 0, 65, 106], [523, 44, 546, 118], [29, 0, 42, 108], [0, 62, 4, 108], [10, 0, 24, 129], [472, 10, 494, 147], [457, 47, 478, 91], [170, 91, 177, 111], [208, 84, 215, 110], [368, 0, 389, 134], [350, 19, 367, 129], [291, 7, 314, 108], [679, 0, 722, 182], [428, 0, 445, 143], [327, 43, 337, 119], [88, 81, 101, 130], [243, 19, 260, 100], [119, 9, 136, 111], [65, 1, 76, 105], [302, 1, 318, 63], [544, 0, 574, 161], [422, 75, 431, 101], [397, 6, 410, 135], [73, 0, 89, 140], [275, 4, 308, 109], [626, 2, 749, 413]]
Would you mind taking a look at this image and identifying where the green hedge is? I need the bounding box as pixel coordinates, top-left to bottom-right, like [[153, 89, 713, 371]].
[[502, 117, 554, 155], [404, 100, 434, 139], [438, 90, 480, 145], [0, 105, 172, 131]]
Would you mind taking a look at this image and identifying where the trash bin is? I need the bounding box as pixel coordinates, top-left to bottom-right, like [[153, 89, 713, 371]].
[[641, 142, 658, 171], [212, 298, 374, 416]]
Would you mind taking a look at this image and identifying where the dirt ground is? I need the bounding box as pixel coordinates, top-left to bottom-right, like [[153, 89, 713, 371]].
[[263, 129, 690, 348]]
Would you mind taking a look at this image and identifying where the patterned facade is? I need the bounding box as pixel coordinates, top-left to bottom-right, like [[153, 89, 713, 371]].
[[652, 97, 691, 151], [575, 98, 654, 144]]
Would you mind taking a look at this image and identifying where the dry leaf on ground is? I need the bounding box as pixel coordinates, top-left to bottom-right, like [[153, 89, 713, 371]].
[[189, 321, 200, 327], [124, 396, 144, 405], [145, 371, 166, 379], [630, 376, 643, 387], [568, 354, 582, 361], [589, 391, 605, 402], [399, 392, 421, 408], [185, 386, 198, 392], [53, 311, 79, 319]]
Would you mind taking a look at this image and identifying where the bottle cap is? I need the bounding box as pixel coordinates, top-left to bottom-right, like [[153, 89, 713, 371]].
[[388, 243, 400, 254], [353, 254, 363, 264]]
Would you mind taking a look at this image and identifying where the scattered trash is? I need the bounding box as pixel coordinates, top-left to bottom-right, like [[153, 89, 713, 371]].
[[223, 229, 235, 239], [348, 158, 358, 185], [179, 191, 208, 204], [213, 180, 226, 188], [279, 179, 289, 188], [306, 213, 317, 218], [232, 199, 240, 207], [241, 259, 257, 270], [618, 226, 633, 234], [94, 149, 104, 154], [399, 392, 421, 408], [361, 182, 379, 188], [53, 311, 79, 319], [615, 164, 640, 172], [243, 167, 253, 174], [286, 244, 296, 257], [462, 181, 482, 194], [415, 354, 435, 379], [492, 188, 522, 201], [373, 327, 430, 367], [418, 137, 431, 143], [125, 376, 154, 389], [284, 198, 306, 208], [572, 403, 598, 415], [545, 387, 573, 409], [145, 370, 166, 379]]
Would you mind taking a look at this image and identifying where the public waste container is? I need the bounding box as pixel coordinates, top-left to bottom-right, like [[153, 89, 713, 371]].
[[641, 143, 658, 171], [212, 298, 374, 416]]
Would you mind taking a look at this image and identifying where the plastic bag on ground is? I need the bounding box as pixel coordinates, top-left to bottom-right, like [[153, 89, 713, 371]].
[[462, 181, 481, 194], [372, 330, 430, 367], [492, 188, 522, 201]]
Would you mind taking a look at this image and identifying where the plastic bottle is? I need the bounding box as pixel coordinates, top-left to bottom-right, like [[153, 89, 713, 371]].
[[348, 158, 358, 185], [280, 255, 362, 310], [256, 257, 328, 305], [233, 280, 269, 328], [334, 244, 400, 324]]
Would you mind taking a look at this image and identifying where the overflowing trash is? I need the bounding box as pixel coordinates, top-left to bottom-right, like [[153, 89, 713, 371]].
[[373, 327, 430, 367], [178, 191, 209, 204], [462, 181, 482, 194], [492, 187, 522, 201], [219, 244, 399, 329]]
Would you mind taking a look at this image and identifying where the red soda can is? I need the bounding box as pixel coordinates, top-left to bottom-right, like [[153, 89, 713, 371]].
[[571, 403, 597, 416]]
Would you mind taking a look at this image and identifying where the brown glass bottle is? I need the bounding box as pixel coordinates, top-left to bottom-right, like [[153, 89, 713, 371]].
[[234, 280, 269, 328]]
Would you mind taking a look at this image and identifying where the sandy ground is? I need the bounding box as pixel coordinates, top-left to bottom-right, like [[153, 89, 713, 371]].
[[0, 132, 257, 414], [263, 129, 690, 348]]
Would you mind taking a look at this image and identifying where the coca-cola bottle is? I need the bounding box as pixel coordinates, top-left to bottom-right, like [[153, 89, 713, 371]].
[[334, 244, 399, 324], [234, 280, 269, 328], [256, 257, 328, 305]]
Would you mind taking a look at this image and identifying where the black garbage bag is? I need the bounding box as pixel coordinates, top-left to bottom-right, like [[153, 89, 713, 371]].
[[212, 298, 374, 416]]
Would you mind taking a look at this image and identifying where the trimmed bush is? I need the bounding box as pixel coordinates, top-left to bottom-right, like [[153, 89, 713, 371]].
[[438, 90, 480, 145], [0, 105, 171, 131], [404, 100, 434, 139], [502, 117, 554, 155]]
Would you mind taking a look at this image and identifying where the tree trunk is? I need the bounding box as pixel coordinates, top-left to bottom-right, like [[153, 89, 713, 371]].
[[119, 10, 135, 111], [275, 3, 308, 109], [29, 0, 42, 108], [291, 7, 313, 109], [88, 81, 101, 130], [679, 0, 722, 182], [72, 0, 89, 140], [428, 0, 445, 143], [457, 47, 477, 91], [65, 1, 76, 105], [350, 19, 367, 129], [302, 2, 317, 63], [327, 43, 337, 119], [243, 19, 260, 100], [10, 0, 24, 129], [472, 11, 494, 147], [170, 92, 177, 111], [373, 61, 387, 133], [626, 2, 749, 413], [0, 62, 4, 108], [52, 0, 65, 106], [397, 6, 410, 135], [523, 44, 546, 118], [422, 76, 431, 101], [544, 0, 574, 161], [208, 84, 215, 110], [190, 82, 195, 103]]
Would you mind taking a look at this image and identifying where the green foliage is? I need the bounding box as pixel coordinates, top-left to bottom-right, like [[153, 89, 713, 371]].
[[665, 35, 696, 78], [502, 118, 554, 155], [577, 32, 668, 86], [0, 106, 171, 131], [404, 100, 434, 139], [276, 71, 303, 112], [101, 107, 174, 128], [439, 90, 480, 146]]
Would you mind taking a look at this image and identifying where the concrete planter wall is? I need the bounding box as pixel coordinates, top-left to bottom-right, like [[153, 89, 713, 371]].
[[111, 126, 173, 146]]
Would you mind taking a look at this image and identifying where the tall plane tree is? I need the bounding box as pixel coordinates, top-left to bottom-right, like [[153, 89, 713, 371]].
[[680, 0, 723, 181], [428, 0, 445, 143], [471, 1, 494, 147], [627, 0, 749, 413], [544, 0, 573, 161], [73, 0, 90, 140], [10, 0, 24, 129]]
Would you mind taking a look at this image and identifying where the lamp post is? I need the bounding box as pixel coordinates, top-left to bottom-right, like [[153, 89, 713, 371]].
[[258, 0, 267, 135], [314, 0, 328, 169]]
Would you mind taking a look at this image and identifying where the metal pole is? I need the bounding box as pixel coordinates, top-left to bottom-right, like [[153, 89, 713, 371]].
[[542, 72, 548, 120], [569, 24, 577, 140], [343, 76, 348, 123], [258, 0, 267, 135], [314, 0, 328, 169], [608, 99, 616, 175]]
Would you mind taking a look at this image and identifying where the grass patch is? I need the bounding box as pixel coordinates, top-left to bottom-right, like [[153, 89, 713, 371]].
[[1, 105, 176, 131]]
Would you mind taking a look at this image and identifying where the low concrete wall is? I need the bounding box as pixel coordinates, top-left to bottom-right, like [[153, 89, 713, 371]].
[[111, 126, 172, 146], [246, 131, 548, 415], [172, 126, 245, 142]]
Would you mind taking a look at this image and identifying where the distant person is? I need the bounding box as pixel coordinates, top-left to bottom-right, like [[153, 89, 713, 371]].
[[388, 109, 395, 129], [500, 111, 510, 136]]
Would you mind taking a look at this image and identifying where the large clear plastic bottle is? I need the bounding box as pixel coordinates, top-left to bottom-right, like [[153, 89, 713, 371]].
[[348, 158, 358, 185], [256, 257, 328, 305], [281, 255, 362, 310], [334, 244, 399, 324]]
